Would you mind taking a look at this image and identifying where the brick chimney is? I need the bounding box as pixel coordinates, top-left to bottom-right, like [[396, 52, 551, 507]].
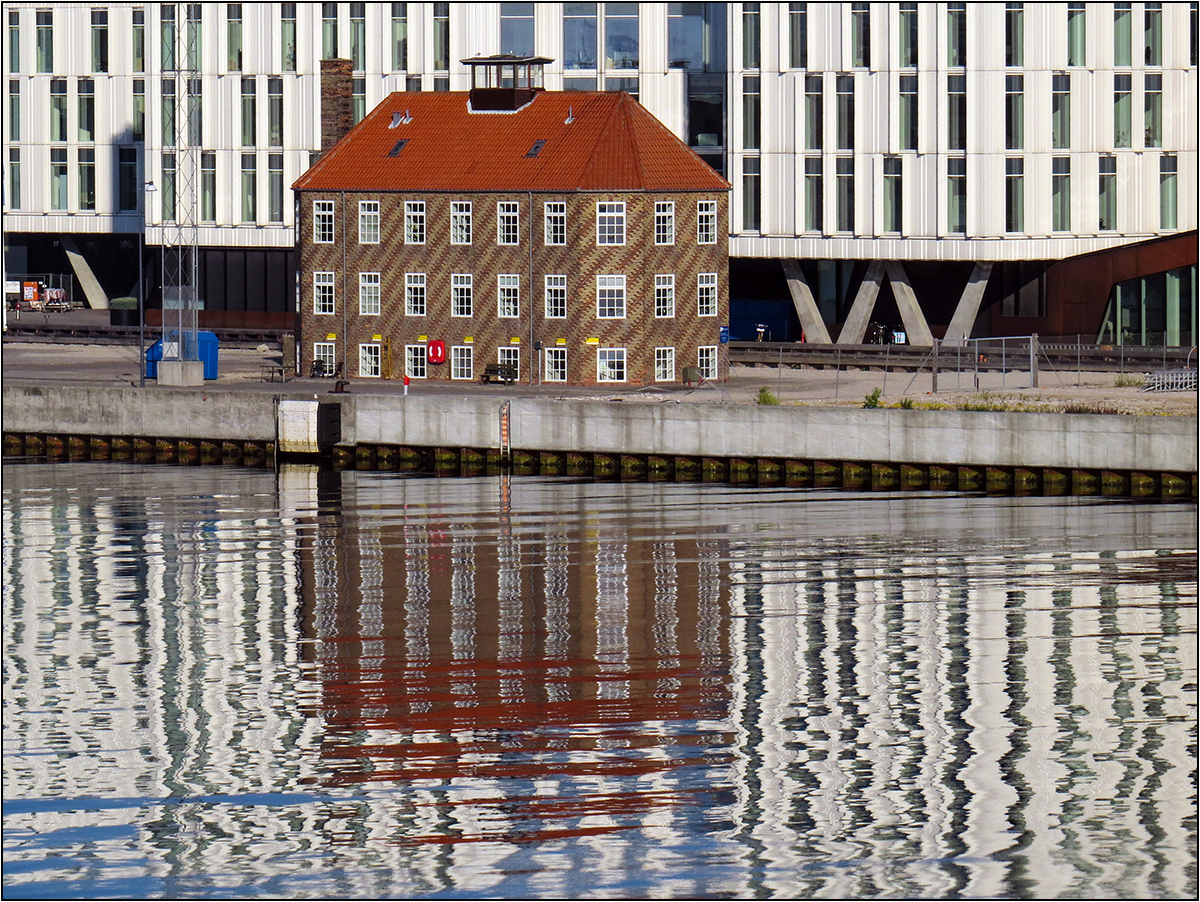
[[321, 59, 354, 152]]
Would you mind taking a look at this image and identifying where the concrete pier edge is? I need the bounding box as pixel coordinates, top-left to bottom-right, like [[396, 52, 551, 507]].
[[3, 384, 1196, 499]]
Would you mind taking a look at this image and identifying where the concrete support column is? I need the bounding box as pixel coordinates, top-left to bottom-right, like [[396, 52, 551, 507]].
[[781, 259, 832, 344], [884, 262, 934, 347], [943, 262, 993, 346], [838, 260, 884, 344], [60, 236, 110, 310]]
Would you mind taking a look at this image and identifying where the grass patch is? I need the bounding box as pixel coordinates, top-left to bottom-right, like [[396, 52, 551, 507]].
[[1114, 374, 1144, 388], [756, 386, 780, 406], [863, 387, 883, 408]]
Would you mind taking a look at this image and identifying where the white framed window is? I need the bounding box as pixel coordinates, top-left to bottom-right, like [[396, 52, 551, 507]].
[[451, 201, 472, 244], [655, 347, 676, 382], [597, 274, 626, 318], [405, 272, 426, 316], [405, 344, 427, 378], [313, 271, 335, 314], [451, 345, 473, 380], [654, 274, 675, 318], [358, 200, 379, 244], [698, 345, 718, 379], [360, 343, 381, 377], [545, 275, 566, 319], [545, 347, 567, 382], [313, 341, 336, 375], [359, 271, 380, 316], [597, 347, 626, 382], [451, 273, 472, 317], [404, 200, 425, 244], [498, 274, 520, 318], [544, 201, 566, 245], [498, 201, 520, 245], [499, 346, 520, 378], [313, 199, 334, 243], [697, 200, 717, 243], [697, 272, 718, 316], [655, 201, 675, 244], [596, 201, 625, 245]]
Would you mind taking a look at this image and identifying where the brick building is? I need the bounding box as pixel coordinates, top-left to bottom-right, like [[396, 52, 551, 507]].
[[293, 56, 730, 386]]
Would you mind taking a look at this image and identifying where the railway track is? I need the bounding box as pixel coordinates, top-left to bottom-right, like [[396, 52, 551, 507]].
[[3, 319, 288, 349]]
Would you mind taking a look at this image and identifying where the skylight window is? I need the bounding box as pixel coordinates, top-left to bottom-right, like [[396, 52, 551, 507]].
[[387, 139, 408, 157], [526, 139, 547, 157]]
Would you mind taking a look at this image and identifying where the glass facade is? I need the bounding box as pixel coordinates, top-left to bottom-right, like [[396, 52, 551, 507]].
[[1114, 2, 1131, 66], [1006, 3, 1023, 66], [1099, 155, 1116, 231], [1099, 265, 1195, 346], [1067, 2, 1085, 66], [605, 3, 638, 69], [1052, 157, 1070, 231], [789, 3, 807, 69], [883, 156, 901, 233], [899, 75, 917, 150], [899, 3, 917, 68], [1051, 73, 1070, 149], [948, 74, 966, 151], [1005, 157, 1023, 233], [947, 158, 966, 234], [500, 3, 533, 55]]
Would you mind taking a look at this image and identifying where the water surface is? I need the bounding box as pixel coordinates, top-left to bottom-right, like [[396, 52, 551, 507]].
[[3, 462, 1196, 898]]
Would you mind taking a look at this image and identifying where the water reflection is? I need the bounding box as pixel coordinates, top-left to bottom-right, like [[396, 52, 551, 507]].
[[3, 462, 1196, 898]]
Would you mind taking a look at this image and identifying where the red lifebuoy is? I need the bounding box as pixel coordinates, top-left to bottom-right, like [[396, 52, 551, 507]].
[[427, 340, 446, 364]]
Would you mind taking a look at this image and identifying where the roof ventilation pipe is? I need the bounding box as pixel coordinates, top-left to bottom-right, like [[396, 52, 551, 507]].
[[565, 106, 574, 125]]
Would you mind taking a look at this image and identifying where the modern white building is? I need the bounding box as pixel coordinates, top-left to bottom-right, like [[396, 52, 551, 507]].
[[4, 2, 1196, 343]]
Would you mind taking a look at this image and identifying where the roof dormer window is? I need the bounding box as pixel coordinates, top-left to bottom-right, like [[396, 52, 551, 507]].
[[464, 54, 551, 111]]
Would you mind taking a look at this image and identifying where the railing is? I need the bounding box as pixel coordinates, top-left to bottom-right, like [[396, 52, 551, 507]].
[[4, 273, 77, 309], [730, 335, 1196, 393], [1143, 369, 1199, 392]]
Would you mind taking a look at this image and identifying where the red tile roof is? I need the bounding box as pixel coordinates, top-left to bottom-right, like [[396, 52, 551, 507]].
[[293, 91, 731, 194]]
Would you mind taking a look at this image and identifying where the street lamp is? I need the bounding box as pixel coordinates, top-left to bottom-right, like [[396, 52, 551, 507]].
[[140, 180, 157, 388]]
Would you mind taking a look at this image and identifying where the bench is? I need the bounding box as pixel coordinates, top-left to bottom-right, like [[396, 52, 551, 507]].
[[480, 363, 517, 385], [259, 364, 286, 383]]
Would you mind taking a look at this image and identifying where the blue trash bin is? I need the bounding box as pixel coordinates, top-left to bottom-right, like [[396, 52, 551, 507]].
[[143, 333, 218, 380], [144, 339, 163, 380], [198, 331, 218, 380]]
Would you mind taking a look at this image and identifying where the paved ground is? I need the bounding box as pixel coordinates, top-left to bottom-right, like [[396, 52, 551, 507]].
[[2, 333, 1196, 416]]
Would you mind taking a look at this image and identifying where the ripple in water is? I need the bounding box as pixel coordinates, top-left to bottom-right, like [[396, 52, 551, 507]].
[[2, 462, 1196, 898]]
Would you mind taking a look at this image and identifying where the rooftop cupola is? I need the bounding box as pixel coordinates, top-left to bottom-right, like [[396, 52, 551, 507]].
[[463, 54, 551, 112]]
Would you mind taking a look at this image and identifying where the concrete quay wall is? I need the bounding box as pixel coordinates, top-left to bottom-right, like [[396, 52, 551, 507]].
[[5, 385, 1194, 475], [348, 394, 1196, 473], [4, 385, 279, 442]]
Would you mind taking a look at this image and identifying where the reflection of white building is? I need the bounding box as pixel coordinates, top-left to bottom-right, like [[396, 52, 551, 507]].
[[2, 465, 319, 884], [4, 3, 1194, 343], [3, 468, 1195, 896], [722, 500, 1198, 897]]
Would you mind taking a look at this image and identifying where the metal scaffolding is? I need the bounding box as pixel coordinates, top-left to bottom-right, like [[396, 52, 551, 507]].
[[159, 2, 200, 373]]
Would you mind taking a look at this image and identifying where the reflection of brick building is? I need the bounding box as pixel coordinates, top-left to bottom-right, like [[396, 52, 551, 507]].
[[294, 56, 730, 386]]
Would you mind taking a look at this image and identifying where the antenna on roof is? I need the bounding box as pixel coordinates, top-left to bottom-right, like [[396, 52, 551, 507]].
[[565, 105, 574, 125]]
